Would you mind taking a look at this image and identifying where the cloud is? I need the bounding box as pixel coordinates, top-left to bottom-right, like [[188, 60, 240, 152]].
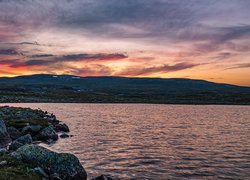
[[67, 64, 113, 76], [118, 62, 199, 76], [226, 63, 250, 70], [0, 49, 18, 55], [30, 54, 54, 58], [59, 53, 127, 61], [4, 53, 128, 68]]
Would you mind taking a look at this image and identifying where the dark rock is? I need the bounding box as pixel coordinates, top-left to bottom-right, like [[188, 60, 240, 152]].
[[0, 118, 11, 148], [0, 160, 7, 166], [50, 173, 62, 180], [36, 126, 58, 141], [9, 134, 32, 151], [7, 127, 21, 140], [60, 133, 69, 138], [21, 125, 42, 135], [32, 167, 49, 178], [92, 175, 114, 180], [9, 141, 24, 151], [0, 148, 7, 155], [54, 123, 69, 132], [15, 144, 87, 180]]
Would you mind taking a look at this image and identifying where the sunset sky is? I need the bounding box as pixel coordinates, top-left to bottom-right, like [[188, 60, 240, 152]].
[[0, 0, 250, 86]]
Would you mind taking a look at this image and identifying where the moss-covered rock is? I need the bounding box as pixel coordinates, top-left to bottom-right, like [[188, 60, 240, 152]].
[[15, 144, 87, 180]]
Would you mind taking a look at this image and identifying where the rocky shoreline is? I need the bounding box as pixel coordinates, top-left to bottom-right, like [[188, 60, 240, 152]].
[[0, 106, 112, 180]]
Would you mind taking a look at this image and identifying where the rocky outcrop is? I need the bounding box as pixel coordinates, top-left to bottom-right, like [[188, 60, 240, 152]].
[[14, 144, 87, 180], [0, 118, 11, 148], [0, 106, 92, 180]]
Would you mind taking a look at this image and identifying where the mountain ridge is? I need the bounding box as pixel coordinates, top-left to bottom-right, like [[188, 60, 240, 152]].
[[0, 74, 249, 104]]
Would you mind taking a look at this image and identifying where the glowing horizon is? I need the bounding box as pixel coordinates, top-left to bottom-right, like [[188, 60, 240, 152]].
[[0, 0, 250, 86]]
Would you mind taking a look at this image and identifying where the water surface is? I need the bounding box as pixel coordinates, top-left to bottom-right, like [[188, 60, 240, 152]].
[[2, 103, 250, 179]]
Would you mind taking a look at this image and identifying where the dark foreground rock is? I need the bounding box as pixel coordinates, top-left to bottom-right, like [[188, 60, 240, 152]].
[[14, 144, 87, 180], [0, 118, 11, 148]]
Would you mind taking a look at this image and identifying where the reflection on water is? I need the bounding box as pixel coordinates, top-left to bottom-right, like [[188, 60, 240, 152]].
[[3, 103, 250, 179]]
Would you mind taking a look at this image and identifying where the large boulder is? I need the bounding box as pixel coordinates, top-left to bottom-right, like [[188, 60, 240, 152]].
[[14, 145, 87, 180], [9, 134, 32, 151], [0, 118, 11, 148], [36, 126, 58, 141]]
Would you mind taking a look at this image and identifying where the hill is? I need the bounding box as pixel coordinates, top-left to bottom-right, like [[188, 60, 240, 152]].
[[0, 74, 249, 104]]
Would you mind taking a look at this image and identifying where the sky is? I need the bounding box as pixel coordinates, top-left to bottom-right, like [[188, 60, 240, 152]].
[[0, 0, 250, 86]]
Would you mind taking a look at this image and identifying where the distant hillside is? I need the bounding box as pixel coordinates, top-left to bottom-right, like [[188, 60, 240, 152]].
[[0, 74, 249, 104]]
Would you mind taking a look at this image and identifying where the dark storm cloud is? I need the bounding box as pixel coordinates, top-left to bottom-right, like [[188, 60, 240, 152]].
[[118, 63, 199, 76]]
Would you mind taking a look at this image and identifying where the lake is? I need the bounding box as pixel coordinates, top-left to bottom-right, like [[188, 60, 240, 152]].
[[2, 103, 250, 179]]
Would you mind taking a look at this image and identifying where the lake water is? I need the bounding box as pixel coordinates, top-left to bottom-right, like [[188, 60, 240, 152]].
[[2, 103, 250, 179]]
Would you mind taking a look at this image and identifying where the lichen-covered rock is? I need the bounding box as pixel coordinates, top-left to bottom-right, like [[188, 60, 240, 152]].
[[54, 123, 69, 132], [7, 126, 21, 140], [36, 126, 58, 141], [15, 145, 87, 180], [9, 134, 32, 151], [0, 118, 11, 148]]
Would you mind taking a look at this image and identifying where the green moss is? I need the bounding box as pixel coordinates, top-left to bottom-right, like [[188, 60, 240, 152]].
[[0, 154, 43, 180]]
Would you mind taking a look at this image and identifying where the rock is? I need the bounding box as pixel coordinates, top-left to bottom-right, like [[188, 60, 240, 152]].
[[0, 148, 7, 155], [15, 144, 87, 180], [0, 161, 7, 166], [50, 173, 62, 180], [60, 133, 69, 138], [0, 118, 11, 148], [9, 141, 24, 151], [7, 127, 21, 140], [32, 167, 49, 178], [9, 134, 32, 151], [92, 175, 114, 180], [21, 125, 42, 135], [36, 126, 58, 141], [54, 123, 69, 132]]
